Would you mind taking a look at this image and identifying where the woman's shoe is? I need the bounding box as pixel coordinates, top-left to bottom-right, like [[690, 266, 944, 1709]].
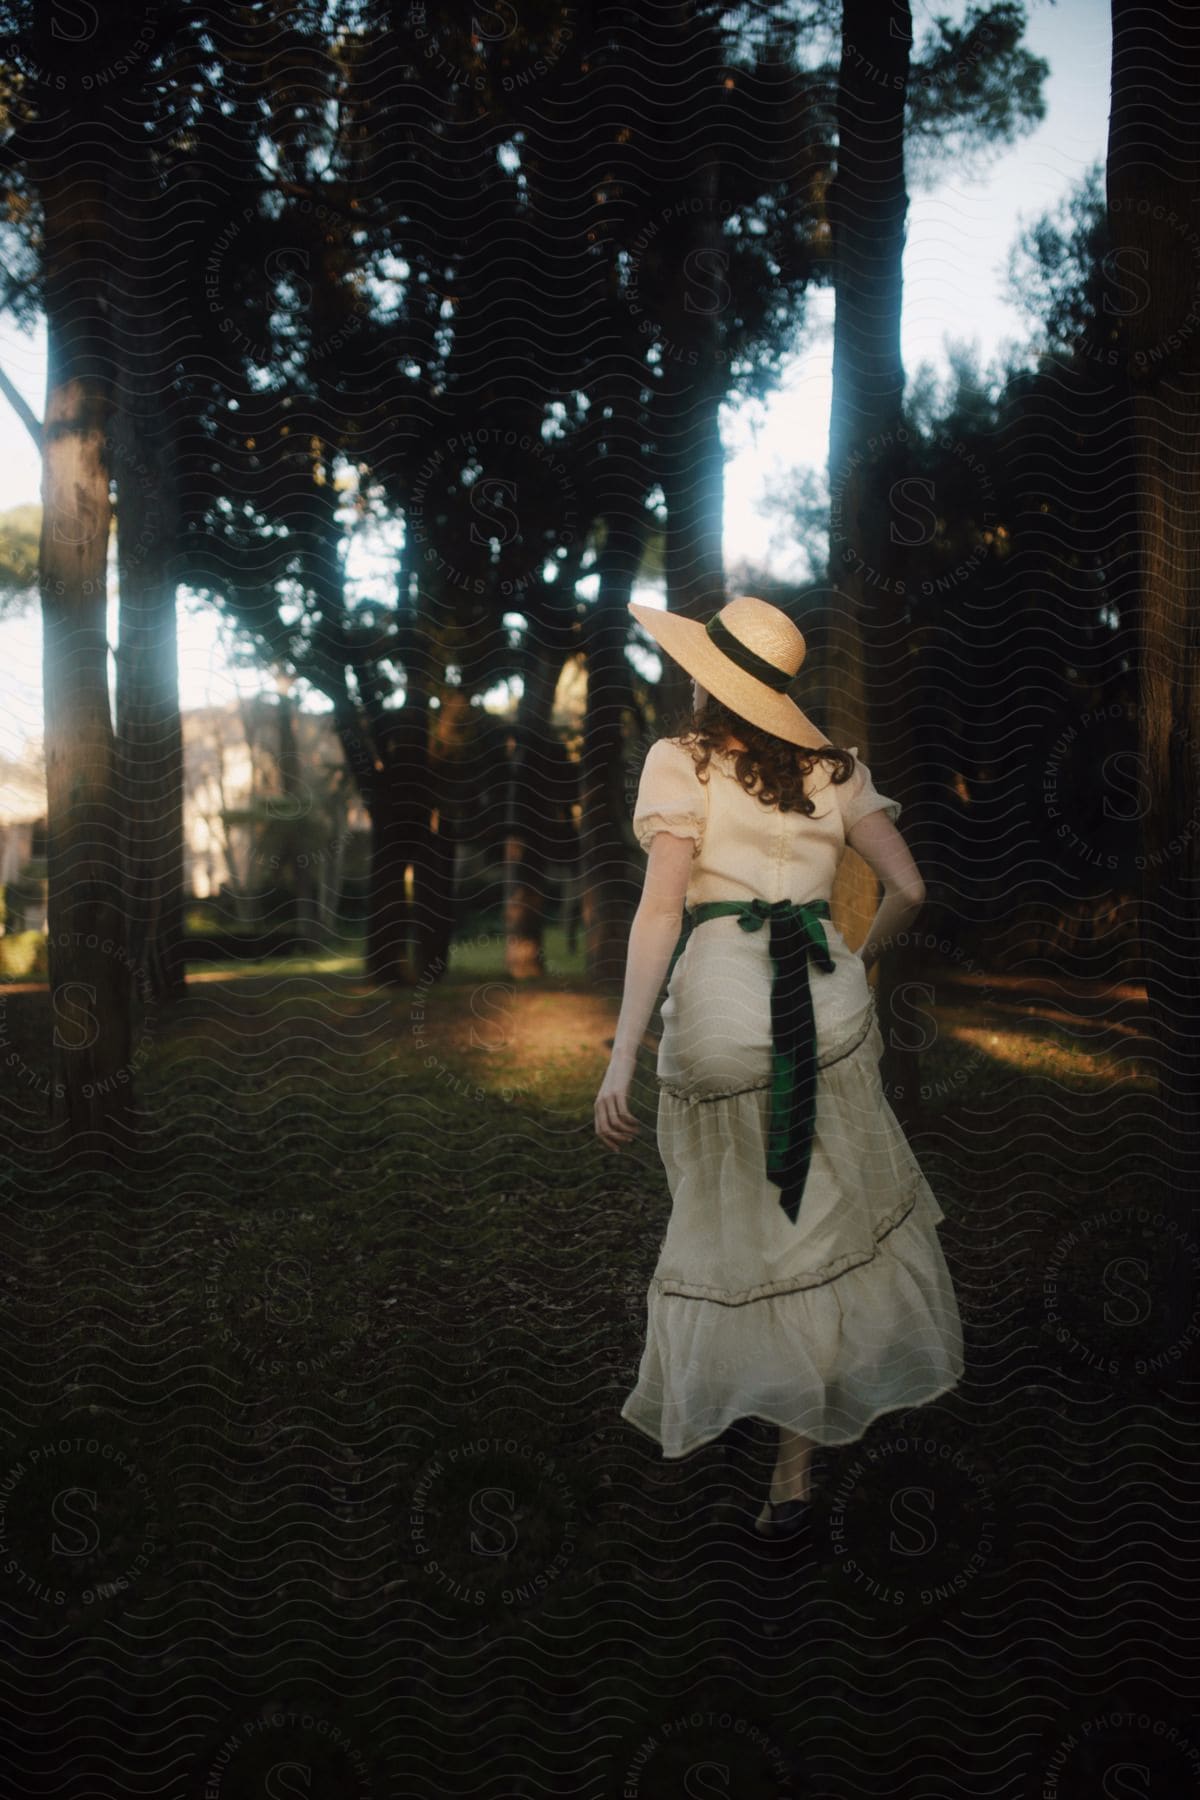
[[753, 1494, 813, 1539]]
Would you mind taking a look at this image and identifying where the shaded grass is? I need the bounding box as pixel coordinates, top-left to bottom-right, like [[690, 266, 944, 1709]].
[[0, 941, 1171, 1793]]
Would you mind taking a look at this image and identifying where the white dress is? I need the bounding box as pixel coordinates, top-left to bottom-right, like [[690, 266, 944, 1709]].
[[620, 736, 964, 1458]]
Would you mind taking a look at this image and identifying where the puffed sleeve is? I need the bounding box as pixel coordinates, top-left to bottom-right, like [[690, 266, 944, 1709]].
[[632, 737, 707, 857], [837, 746, 902, 831]]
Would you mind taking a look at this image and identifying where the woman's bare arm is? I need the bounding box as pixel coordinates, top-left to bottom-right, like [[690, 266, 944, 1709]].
[[845, 811, 926, 971], [607, 830, 694, 1067]]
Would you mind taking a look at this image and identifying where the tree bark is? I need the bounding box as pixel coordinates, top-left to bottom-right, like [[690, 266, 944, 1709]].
[[110, 121, 187, 1011], [581, 521, 644, 988], [655, 109, 730, 723], [504, 642, 572, 979], [364, 792, 411, 985], [274, 683, 323, 952], [1108, 0, 1200, 1357], [40, 361, 133, 1135], [33, 110, 134, 1139], [358, 710, 441, 988], [113, 373, 186, 1007], [827, 0, 918, 1117], [657, 383, 729, 718]]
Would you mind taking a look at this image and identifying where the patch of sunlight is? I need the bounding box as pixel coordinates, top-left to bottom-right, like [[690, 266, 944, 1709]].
[[951, 1025, 1153, 1087], [185, 950, 364, 981], [446, 925, 587, 980]]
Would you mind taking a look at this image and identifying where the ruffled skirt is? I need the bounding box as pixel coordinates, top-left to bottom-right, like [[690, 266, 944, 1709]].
[[620, 911, 964, 1458]]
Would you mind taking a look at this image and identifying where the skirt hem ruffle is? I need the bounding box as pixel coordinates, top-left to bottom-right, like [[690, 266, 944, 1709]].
[[621, 1194, 964, 1459], [619, 1370, 964, 1461]]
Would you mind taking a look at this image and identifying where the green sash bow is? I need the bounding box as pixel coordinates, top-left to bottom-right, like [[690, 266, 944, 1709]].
[[665, 897, 836, 1225]]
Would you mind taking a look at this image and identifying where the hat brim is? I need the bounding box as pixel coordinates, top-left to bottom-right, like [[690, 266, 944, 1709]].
[[628, 601, 832, 752]]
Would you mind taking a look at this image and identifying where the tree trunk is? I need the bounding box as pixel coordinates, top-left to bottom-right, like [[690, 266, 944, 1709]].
[[1108, 0, 1200, 1354], [827, 0, 918, 1117], [504, 643, 571, 979], [581, 522, 643, 988], [316, 788, 349, 944], [274, 684, 322, 952], [113, 383, 186, 1007], [656, 113, 730, 723], [110, 127, 187, 1012], [330, 702, 405, 984], [35, 121, 134, 1139], [40, 364, 133, 1136], [361, 723, 441, 989], [658, 382, 728, 719], [421, 799, 456, 975], [362, 789, 413, 986]]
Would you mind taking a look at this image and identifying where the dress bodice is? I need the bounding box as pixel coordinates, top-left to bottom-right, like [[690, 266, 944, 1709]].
[[631, 737, 901, 907]]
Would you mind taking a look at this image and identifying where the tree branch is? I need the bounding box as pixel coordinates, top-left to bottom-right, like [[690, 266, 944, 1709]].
[[0, 363, 42, 450]]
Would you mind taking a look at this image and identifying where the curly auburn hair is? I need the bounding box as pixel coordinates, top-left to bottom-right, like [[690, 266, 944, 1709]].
[[665, 691, 855, 817]]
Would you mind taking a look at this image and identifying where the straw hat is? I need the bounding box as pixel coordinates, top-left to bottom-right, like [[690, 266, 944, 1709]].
[[628, 594, 832, 751]]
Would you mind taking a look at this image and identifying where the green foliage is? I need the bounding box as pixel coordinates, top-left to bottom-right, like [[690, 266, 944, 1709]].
[[907, 3, 1049, 179], [0, 503, 39, 612], [0, 929, 47, 979], [1004, 162, 1112, 365]]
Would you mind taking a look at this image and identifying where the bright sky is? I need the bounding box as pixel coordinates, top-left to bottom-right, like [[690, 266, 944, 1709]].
[[0, 0, 1111, 765]]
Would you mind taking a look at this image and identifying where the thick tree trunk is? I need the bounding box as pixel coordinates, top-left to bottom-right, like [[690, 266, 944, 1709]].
[[113, 395, 186, 1007], [581, 523, 643, 988], [111, 130, 187, 1012], [364, 797, 410, 986], [1108, 0, 1200, 1352], [40, 365, 133, 1135], [656, 119, 729, 723], [505, 644, 571, 979], [318, 822, 348, 942], [274, 684, 323, 952], [658, 382, 728, 718], [312, 475, 446, 985], [36, 127, 133, 1138], [330, 701, 413, 985], [420, 798, 455, 976], [361, 725, 443, 988], [827, 0, 918, 1116]]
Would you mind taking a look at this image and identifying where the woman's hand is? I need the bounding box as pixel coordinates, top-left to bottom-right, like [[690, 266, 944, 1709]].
[[595, 1053, 640, 1151]]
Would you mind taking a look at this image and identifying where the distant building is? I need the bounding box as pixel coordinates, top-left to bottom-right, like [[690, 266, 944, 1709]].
[[182, 697, 369, 903], [0, 755, 46, 933], [0, 700, 371, 933]]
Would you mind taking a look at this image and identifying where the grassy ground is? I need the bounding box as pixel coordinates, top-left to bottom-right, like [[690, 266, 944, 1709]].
[[0, 926, 1184, 1798]]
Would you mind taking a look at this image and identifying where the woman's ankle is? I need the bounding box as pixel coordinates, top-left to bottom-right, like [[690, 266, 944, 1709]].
[[769, 1462, 812, 1502], [770, 1428, 814, 1501]]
